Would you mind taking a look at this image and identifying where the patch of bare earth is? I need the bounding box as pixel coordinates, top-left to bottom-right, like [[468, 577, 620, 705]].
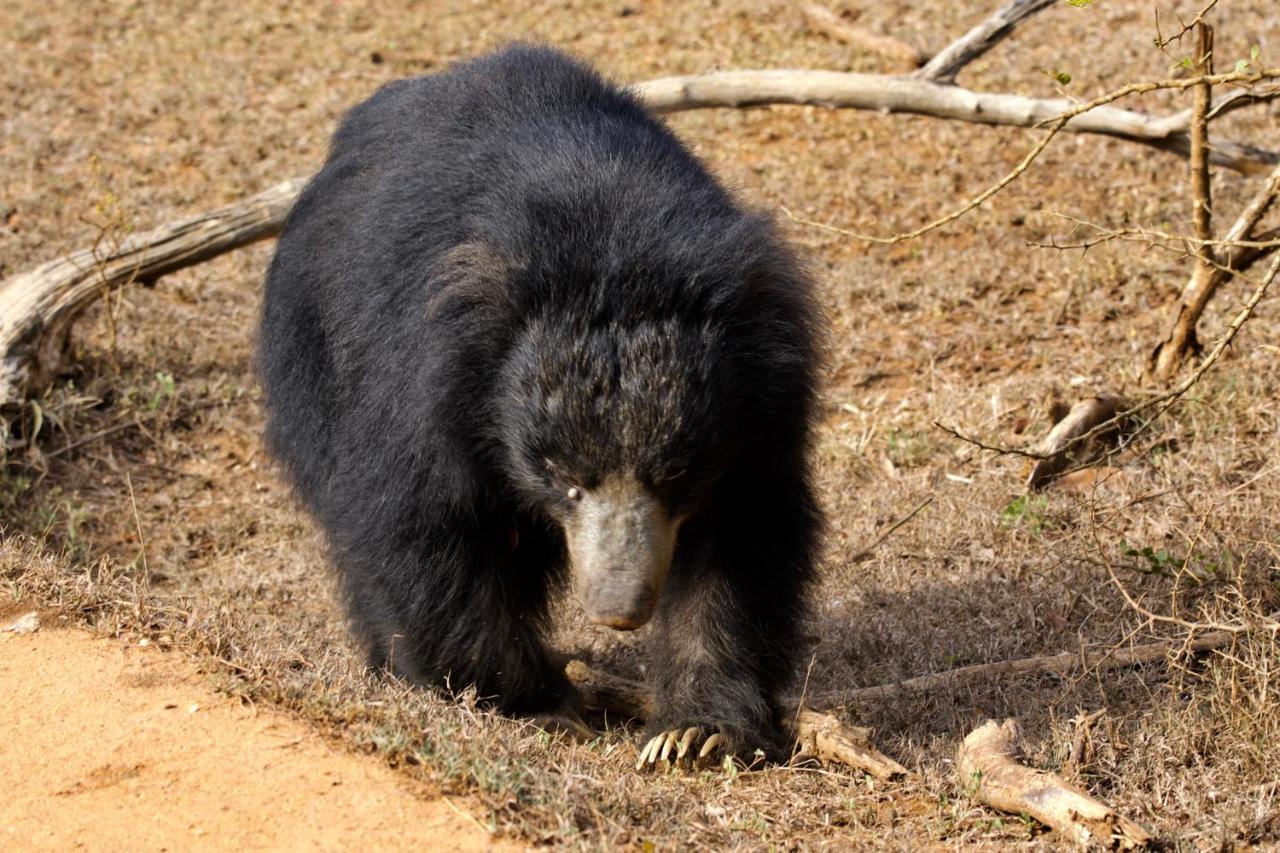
[[3, 0, 1280, 849], [0, 617, 506, 851]]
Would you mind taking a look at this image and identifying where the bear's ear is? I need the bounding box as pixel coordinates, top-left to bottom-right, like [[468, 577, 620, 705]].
[[426, 239, 522, 324]]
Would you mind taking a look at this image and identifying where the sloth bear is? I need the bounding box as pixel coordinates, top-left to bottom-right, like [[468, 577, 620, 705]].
[[259, 45, 822, 767]]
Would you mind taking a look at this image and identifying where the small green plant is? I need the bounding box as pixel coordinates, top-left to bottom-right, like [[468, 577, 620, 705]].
[[999, 495, 1049, 535], [1235, 44, 1262, 73], [1119, 539, 1178, 577], [148, 371, 177, 412]]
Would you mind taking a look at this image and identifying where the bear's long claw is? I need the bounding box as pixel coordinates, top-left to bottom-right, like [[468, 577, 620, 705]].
[[676, 727, 700, 760], [637, 728, 729, 772], [659, 730, 678, 763], [636, 733, 665, 770], [697, 732, 722, 760]]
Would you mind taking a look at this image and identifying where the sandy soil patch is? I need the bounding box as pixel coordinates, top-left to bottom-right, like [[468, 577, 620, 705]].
[[0, 619, 509, 852]]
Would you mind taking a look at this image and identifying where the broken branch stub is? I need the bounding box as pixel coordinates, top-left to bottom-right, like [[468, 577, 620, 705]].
[[1026, 396, 1130, 491], [914, 0, 1056, 84], [791, 708, 909, 780], [957, 719, 1154, 849]]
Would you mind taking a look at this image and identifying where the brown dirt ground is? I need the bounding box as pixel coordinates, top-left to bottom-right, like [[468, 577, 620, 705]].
[[0, 615, 509, 852], [3, 0, 1280, 849]]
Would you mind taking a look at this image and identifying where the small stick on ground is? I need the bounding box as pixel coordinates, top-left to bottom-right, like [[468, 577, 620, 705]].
[[804, 629, 1235, 705], [800, 4, 925, 69], [563, 660, 908, 780], [849, 497, 932, 563], [791, 709, 909, 780], [957, 719, 1154, 849]]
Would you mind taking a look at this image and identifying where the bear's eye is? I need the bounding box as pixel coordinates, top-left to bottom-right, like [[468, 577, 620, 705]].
[[566, 487, 582, 501]]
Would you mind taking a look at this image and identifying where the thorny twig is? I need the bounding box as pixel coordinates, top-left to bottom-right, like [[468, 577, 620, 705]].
[[1154, 0, 1219, 50], [786, 66, 1280, 246]]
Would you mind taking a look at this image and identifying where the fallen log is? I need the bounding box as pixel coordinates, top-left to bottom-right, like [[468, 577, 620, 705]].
[[957, 719, 1154, 849], [0, 177, 307, 405], [3, 68, 1277, 406], [635, 70, 1276, 173]]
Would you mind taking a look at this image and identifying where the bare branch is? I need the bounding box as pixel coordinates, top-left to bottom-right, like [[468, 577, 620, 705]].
[[1152, 161, 1280, 378], [1189, 24, 1215, 261], [638, 67, 1280, 174], [815, 629, 1237, 705], [914, 0, 1056, 84], [1204, 86, 1280, 121], [1154, 0, 1220, 49], [849, 497, 933, 563]]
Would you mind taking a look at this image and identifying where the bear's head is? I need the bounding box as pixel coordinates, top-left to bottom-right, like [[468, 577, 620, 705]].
[[496, 312, 738, 630]]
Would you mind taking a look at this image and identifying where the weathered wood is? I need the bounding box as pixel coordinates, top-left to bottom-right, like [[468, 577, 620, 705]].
[[914, 0, 1056, 84], [0, 178, 307, 403], [1026, 396, 1128, 491], [1150, 161, 1280, 379], [635, 71, 1278, 172], [957, 719, 1154, 849]]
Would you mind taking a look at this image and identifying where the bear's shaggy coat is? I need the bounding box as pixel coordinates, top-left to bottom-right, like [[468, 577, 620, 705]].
[[259, 46, 822, 757]]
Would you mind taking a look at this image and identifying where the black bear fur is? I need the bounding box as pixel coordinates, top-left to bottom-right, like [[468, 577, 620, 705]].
[[259, 45, 823, 758]]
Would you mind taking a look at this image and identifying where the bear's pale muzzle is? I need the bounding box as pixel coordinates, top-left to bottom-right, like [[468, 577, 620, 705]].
[[563, 475, 679, 631]]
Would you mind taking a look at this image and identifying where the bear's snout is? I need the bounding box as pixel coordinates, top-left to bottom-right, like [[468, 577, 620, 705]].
[[563, 475, 678, 631]]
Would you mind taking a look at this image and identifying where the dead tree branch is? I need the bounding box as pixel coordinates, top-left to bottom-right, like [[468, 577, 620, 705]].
[[1189, 24, 1215, 260], [0, 178, 307, 406], [808, 629, 1236, 705], [914, 0, 1056, 84], [635, 68, 1280, 173], [800, 4, 925, 69], [1155, 0, 1219, 49], [957, 719, 1154, 849], [3, 66, 1277, 406], [1151, 161, 1280, 379]]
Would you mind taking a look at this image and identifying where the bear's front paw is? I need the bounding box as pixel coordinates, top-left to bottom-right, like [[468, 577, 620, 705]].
[[634, 724, 766, 772]]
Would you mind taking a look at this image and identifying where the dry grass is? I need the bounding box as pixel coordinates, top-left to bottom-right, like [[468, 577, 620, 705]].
[[3, 0, 1280, 848]]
